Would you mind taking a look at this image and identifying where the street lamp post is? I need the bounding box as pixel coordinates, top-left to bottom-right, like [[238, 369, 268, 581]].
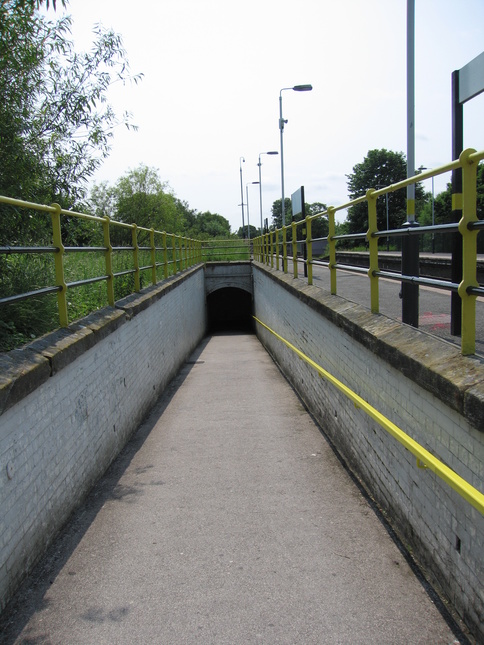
[[246, 181, 260, 241], [239, 157, 245, 238], [279, 84, 312, 228], [258, 151, 278, 237]]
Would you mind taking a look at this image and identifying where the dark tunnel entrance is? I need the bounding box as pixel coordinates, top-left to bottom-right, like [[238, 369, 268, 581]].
[[207, 287, 254, 333]]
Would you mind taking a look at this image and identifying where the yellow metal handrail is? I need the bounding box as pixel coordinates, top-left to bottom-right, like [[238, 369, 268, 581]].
[[0, 196, 202, 328], [253, 148, 484, 355], [200, 238, 251, 261], [254, 316, 484, 515]]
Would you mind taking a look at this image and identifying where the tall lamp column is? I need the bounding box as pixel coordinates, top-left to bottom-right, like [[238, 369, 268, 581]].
[[279, 84, 312, 228], [258, 151, 278, 236], [239, 156, 245, 238], [246, 181, 260, 241]]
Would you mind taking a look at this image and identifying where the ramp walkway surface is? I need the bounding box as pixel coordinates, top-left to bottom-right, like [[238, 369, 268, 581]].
[[0, 334, 467, 644]]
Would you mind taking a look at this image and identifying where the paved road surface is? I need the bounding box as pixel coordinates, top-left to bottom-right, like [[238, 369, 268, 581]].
[[0, 334, 469, 644]]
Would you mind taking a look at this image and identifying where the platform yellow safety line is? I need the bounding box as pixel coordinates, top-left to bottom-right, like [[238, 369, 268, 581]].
[[253, 316, 484, 516]]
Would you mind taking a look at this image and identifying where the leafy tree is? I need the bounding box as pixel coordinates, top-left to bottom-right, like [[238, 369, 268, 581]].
[[236, 225, 258, 239], [418, 162, 484, 252], [0, 0, 142, 243], [113, 166, 177, 230], [192, 211, 231, 238], [270, 199, 328, 241], [346, 149, 425, 238], [88, 166, 232, 242], [271, 198, 292, 229]]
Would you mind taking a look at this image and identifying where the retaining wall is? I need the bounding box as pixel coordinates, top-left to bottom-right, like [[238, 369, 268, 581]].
[[2, 259, 483, 639], [253, 262, 484, 641], [0, 266, 206, 612]]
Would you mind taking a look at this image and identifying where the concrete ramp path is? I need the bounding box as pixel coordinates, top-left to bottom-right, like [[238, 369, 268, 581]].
[[0, 333, 465, 644]]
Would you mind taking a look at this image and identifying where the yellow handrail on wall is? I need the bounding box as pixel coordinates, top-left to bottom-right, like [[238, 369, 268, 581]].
[[254, 315, 484, 516]]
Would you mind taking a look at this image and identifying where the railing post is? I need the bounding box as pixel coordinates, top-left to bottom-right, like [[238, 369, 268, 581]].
[[270, 232, 274, 268], [162, 231, 168, 279], [292, 221, 298, 278], [328, 207, 337, 295], [132, 224, 140, 291], [172, 233, 177, 274], [282, 226, 288, 273], [366, 189, 380, 313], [179, 236, 183, 271], [276, 229, 280, 271], [458, 148, 478, 355], [50, 203, 68, 327], [306, 217, 313, 285], [150, 228, 157, 285], [103, 216, 115, 306]]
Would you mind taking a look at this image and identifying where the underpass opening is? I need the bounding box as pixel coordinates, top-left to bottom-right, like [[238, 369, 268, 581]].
[[207, 287, 254, 333]]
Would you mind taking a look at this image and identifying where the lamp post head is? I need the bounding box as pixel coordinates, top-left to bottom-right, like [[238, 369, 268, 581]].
[[267, 151, 278, 155], [293, 84, 312, 92]]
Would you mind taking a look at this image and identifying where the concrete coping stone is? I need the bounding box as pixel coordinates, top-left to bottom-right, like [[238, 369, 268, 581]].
[[116, 265, 202, 318], [255, 262, 484, 432], [0, 266, 204, 416]]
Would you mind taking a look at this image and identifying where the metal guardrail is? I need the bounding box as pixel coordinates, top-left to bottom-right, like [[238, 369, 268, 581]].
[[200, 239, 251, 262], [0, 197, 202, 328], [254, 316, 484, 515], [253, 148, 484, 355]]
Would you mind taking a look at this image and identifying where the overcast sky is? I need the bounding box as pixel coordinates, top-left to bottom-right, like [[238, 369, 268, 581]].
[[60, 0, 484, 231]]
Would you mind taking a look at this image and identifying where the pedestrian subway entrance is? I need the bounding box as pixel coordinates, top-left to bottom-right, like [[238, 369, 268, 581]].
[[204, 262, 254, 333], [206, 287, 254, 332]]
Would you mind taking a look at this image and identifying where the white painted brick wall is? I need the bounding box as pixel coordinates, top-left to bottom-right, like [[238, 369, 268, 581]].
[[0, 268, 206, 611], [253, 265, 484, 640]]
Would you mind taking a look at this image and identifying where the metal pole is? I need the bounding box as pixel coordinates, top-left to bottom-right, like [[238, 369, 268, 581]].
[[451, 69, 464, 336], [278, 85, 312, 229], [246, 184, 250, 241], [258, 155, 263, 237], [239, 157, 245, 238], [402, 0, 419, 328], [258, 151, 278, 238], [279, 92, 286, 228], [406, 0, 415, 221], [246, 182, 260, 242], [386, 192, 389, 251]]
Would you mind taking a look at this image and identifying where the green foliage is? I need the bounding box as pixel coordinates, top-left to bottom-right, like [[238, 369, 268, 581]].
[[418, 162, 484, 252], [345, 149, 425, 241], [0, 0, 142, 243], [236, 225, 259, 239], [270, 199, 328, 242], [201, 239, 249, 262], [0, 253, 58, 351], [88, 165, 232, 241], [112, 165, 177, 231], [271, 198, 292, 229]]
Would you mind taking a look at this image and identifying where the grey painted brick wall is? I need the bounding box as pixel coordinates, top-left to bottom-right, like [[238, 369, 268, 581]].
[[1, 259, 483, 639], [253, 263, 484, 641], [0, 267, 206, 612]]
